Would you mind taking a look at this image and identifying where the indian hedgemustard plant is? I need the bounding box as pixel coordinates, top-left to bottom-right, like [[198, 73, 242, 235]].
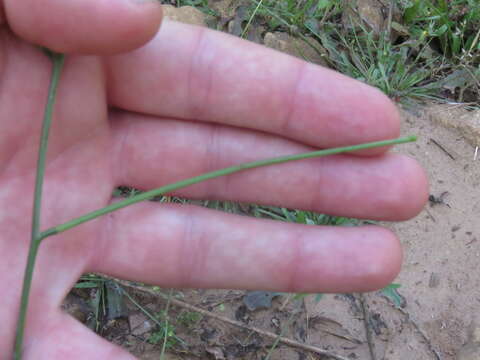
[[13, 50, 416, 358]]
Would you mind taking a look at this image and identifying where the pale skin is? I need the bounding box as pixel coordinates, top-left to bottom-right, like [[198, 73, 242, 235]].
[[0, 0, 428, 358]]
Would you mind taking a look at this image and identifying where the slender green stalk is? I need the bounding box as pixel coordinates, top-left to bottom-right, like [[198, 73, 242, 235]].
[[160, 289, 174, 359], [40, 135, 416, 241], [14, 53, 65, 359], [121, 286, 164, 328], [241, 0, 264, 38], [265, 309, 297, 360], [121, 287, 184, 348]]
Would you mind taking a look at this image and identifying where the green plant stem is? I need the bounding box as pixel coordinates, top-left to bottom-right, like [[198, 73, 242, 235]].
[[121, 286, 164, 328], [14, 52, 65, 359], [160, 289, 174, 359], [121, 286, 184, 349], [265, 309, 297, 360], [40, 135, 416, 241], [241, 0, 264, 38]]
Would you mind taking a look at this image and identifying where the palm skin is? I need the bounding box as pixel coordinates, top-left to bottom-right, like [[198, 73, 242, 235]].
[[0, 1, 428, 358]]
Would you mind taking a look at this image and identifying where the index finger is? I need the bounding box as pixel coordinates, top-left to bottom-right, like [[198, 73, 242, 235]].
[[105, 20, 400, 153]]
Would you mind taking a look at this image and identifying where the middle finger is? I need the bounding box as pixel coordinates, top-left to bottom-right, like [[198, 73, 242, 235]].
[[110, 111, 428, 221]]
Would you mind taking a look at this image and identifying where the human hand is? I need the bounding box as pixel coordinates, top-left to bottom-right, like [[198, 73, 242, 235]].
[[0, 0, 428, 358]]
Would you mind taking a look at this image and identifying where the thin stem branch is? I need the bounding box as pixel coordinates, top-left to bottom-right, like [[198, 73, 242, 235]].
[[41, 135, 416, 240], [14, 52, 65, 359], [160, 289, 174, 359], [265, 309, 298, 360], [241, 0, 264, 38]]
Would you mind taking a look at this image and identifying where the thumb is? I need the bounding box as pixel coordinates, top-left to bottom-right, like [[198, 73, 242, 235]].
[[2, 0, 162, 54]]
